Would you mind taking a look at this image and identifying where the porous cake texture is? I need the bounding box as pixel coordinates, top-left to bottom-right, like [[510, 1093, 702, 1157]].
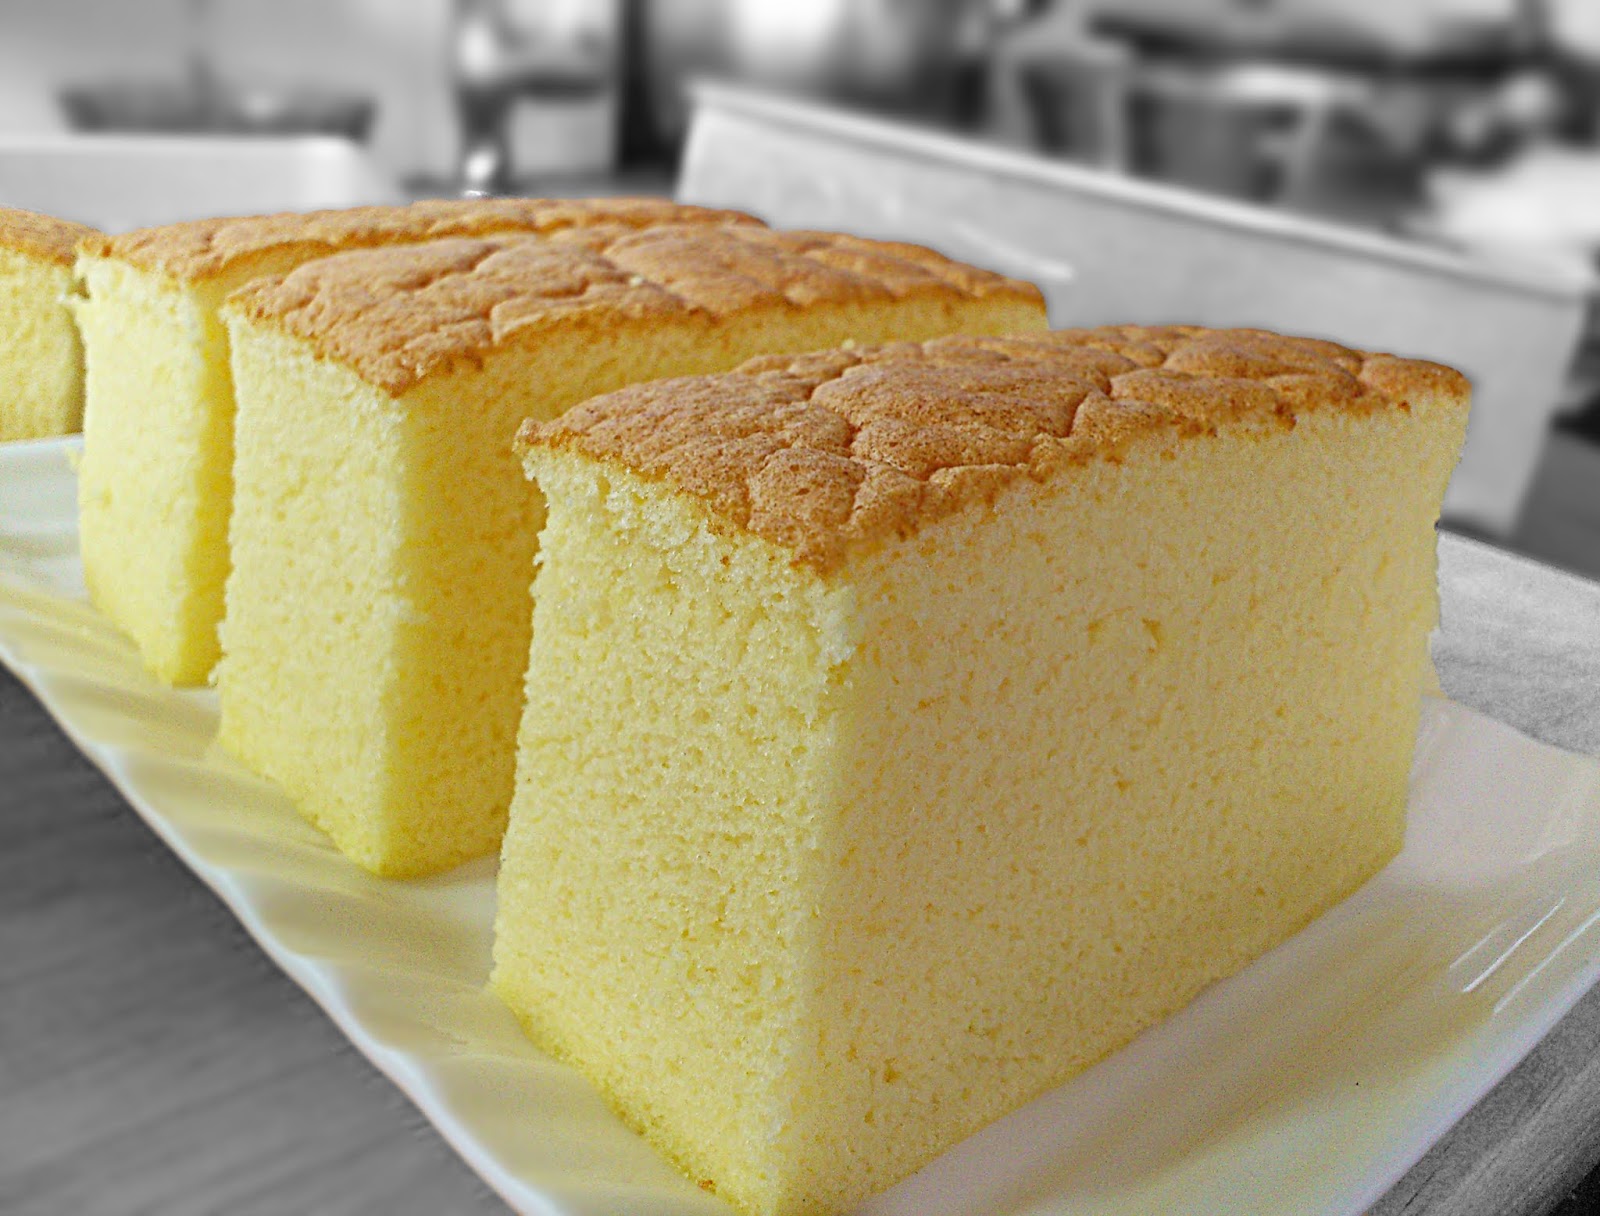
[[215, 225, 1046, 878], [0, 207, 96, 442], [72, 196, 754, 685], [495, 326, 1472, 1216]]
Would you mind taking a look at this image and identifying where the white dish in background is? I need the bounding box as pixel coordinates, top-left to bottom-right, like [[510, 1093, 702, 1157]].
[[0, 134, 402, 233], [4, 434, 1600, 1216], [677, 80, 1592, 541]]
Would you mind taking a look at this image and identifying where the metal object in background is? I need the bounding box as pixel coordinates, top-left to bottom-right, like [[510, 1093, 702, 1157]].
[[618, 0, 1010, 167], [449, 0, 612, 195], [717, 0, 995, 117], [678, 80, 1592, 539]]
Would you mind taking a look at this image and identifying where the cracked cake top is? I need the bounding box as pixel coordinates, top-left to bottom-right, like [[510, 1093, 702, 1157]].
[[522, 325, 1470, 573], [223, 225, 1047, 394]]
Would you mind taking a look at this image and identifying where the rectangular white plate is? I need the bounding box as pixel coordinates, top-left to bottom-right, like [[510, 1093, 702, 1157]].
[[4, 435, 1600, 1216]]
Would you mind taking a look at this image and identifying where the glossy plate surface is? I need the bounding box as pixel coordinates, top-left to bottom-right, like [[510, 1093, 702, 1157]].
[[4, 436, 1599, 1216]]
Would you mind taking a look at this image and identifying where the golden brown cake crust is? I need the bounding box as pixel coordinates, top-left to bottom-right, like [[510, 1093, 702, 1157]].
[[224, 226, 1046, 394], [0, 205, 98, 266], [524, 326, 1472, 573], [76, 196, 758, 281]]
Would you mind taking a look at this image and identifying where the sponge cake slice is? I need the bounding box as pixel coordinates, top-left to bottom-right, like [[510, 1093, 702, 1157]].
[[215, 225, 1047, 877]]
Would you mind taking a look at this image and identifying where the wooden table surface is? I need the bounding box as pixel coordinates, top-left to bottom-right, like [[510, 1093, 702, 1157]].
[[3, 533, 1600, 1216]]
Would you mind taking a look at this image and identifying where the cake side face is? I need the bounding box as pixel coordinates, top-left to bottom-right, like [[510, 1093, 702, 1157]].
[[0, 249, 84, 442], [74, 258, 236, 683], [501, 330, 1472, 1214], [493, 453, 857, 1207], [215, 323, 408, 869]]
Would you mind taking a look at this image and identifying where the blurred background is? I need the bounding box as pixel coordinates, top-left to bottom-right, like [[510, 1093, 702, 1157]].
[[4, 0, 1600, 580]]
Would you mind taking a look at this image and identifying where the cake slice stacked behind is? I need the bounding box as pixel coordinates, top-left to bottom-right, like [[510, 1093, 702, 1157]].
[[73, 197, 754, 684], [0, 206, 97, 442], [216, 225, 1047, 876], [496, 326, 1471, 1216]]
